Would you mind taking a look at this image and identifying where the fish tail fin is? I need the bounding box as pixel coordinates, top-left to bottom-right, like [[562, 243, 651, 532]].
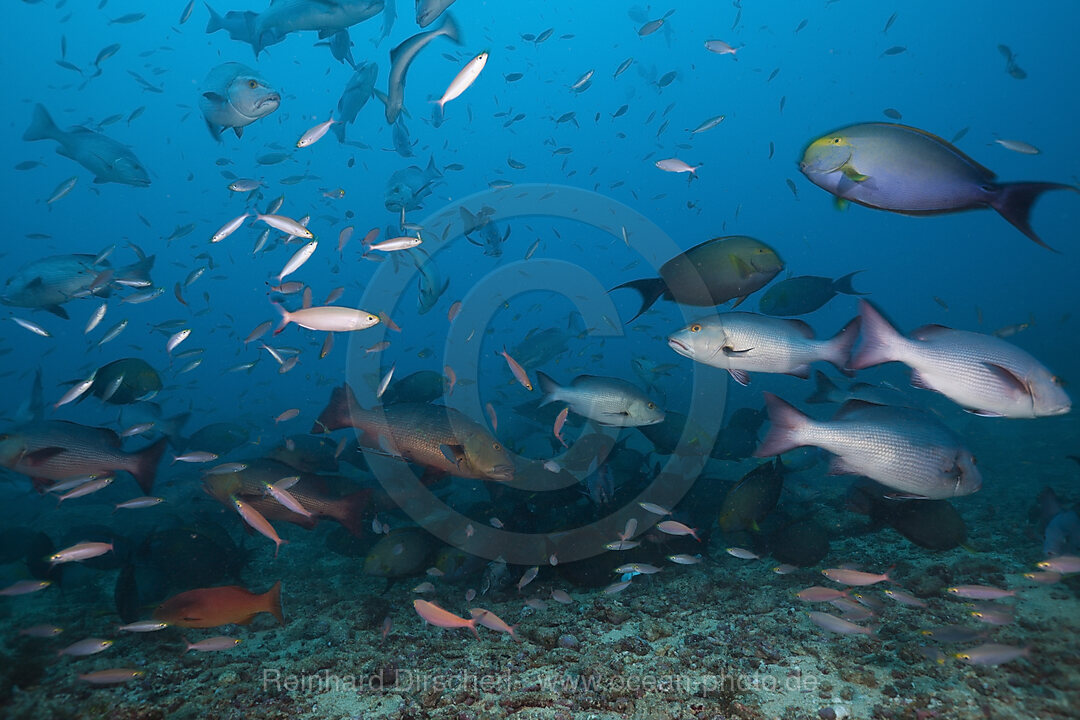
[[264, 580, 285, 625], [335, 489, 372, 537], [608, 278, 667, 323], [431, 102, 445, 128], [807, 370, 841, 404], [313, 383, 359, 433], [440, 13, 462, 44], [833, 270, 867, 296], [24, 104, 60, 142], [990, 182, 1078, 252], [117, 254, 155, 287], [849, 300, 902, 371], [131, 437, 168, 495], [204, 2, 224, 33], [754, 393, 811, 457], [823, 316, 861, 375], [272, 303, 291, 335], [535, 371, 560, 406]]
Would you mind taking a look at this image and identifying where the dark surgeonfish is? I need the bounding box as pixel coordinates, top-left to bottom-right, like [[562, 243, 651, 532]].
[[85, 358, 162, 405], [23, 104, 150, 186], [611, 236, 784, 322], [199, 63, 280, 140], [312, 383, 514, 481], [800, 122, 1079, 250], [2, 253, 154, 318], [758, 272, 866, 316]]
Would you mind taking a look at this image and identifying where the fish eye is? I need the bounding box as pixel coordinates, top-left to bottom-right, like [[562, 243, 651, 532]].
[[831, 137, 842, 144], [689, 324, 701, 332], [647, 402, 656, 409], [248, 80, 258, 89], [492, 443, 501, 451], [971, 456, 978, 465]]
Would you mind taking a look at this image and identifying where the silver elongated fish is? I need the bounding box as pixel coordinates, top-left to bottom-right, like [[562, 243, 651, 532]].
[[536, 372, 665, 427]]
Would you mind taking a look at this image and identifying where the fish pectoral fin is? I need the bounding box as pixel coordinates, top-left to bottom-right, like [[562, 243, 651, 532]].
[[43, 304, 69, 319], [834, 197, 850, 212], [722, 346, 753, 356], [883, 492, 930, 501], [730, 255, 753, 279], [727, 369, 751, 386], [840, 163, 869, 182], [963, 408, 1006, 418], [909, 370, 936, 391], [981, 362, 1030, 395], [202, 91, 227, 105], [21, 447, 67, 466], [439, 444, 464, 467], [233, 126, 244, 139]]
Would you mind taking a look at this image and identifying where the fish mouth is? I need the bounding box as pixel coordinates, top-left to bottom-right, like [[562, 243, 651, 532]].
[[488, 464, 515, 482], [667, 337, 691, 356], [256, 94, 281, 110]]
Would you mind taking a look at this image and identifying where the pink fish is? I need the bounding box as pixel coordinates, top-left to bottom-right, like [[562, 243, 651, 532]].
[[185, 636, 241, 652], [821, 568, 891, 586], [946, 584, 1015, 600], [413, 600, 478, 637], [796, 586, 849, 603], [807, 611, 874, 636], [553, 407, 569, 447], [232, 496, 287, 558], [470, 608, 518, 641], [656, 520, 700, 542]]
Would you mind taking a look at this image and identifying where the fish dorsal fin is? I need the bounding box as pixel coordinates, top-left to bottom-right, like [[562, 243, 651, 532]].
[[911, 324, 953, 340], [784, 318, 815, 339], [833, 398, 883, 419], [876, 122, 997, 180]]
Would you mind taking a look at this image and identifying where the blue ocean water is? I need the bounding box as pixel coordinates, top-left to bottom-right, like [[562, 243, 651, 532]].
[[1, 1, 1078, 717]]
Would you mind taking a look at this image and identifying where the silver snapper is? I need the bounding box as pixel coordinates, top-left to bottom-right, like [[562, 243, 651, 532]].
[[851, 301, 1070, 418], [2, 254, 154, 318], [332, 61, 378, 142], [410, 248, 448, 315], [199, 63, 280, 140], [756, 393, 982, 500], [385, 13, 461, 124], [416, 0, 456, 28], [385, 156, 442, 212], [537, 372, 665, 427], [23, 105, 150, 187], [667, 313, 860, 386]]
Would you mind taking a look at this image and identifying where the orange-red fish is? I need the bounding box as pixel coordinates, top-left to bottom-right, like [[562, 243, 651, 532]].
[[154, 582, 285, 628]]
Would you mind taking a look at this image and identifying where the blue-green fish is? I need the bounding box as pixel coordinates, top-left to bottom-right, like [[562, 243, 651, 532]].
[[199, 63, 280, 140], [800, 122, 1078, 250], [23, 105, 150, 187], [758, 272, 866, 316]]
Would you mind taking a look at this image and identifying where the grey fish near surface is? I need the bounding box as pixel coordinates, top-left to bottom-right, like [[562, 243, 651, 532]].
[[758, 272, 866, 316], [611, 236, 784, 322], [851, 301, 1070, 418], [756, 393, 982, 500], [536, 372, 664, 427], [333, 61, 378, 142], [385, 14, 461, 124], [800, 122, 1079, 250], [199, 63, 280, 140], [416, 0, 456, 28], [0, 421, 167, 494], [23, 105, 150, 187], [313, 384, 513, 481], [667, 313, 860, 386]]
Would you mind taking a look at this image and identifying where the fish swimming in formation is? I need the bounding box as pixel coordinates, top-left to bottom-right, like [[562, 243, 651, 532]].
[[23, 104, 150, 186], [757, 393, 983, 500], [667, 313, 860, 386], [851, 301, 1070, 418], [800, 122, 1079, 250], [611, 236, 784, 322], [313, 383, 514, 481], [199, 63, 281, 140]]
